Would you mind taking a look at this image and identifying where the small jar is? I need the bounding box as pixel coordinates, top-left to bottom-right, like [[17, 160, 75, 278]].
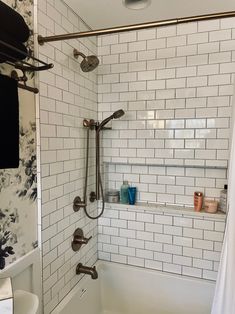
[[106, 190, 120, 203], [194, 191, 203, 212], [204, 199, 218, 213]]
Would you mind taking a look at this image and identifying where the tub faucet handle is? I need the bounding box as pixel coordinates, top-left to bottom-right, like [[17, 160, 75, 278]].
[[72, 228, 92, 252]]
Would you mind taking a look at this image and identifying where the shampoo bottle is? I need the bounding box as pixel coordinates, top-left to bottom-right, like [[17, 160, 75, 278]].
[[219, 184, 228, 213], [120, 181, 129, 204]]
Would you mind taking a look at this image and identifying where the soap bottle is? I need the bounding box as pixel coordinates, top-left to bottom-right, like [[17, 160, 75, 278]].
[[194, 191, 203, 211], [219, 184, 228, 213], [120, 181, 129, 204]]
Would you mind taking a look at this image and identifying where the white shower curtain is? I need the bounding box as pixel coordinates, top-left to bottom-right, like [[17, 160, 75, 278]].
[[211, 91, 235, 314]]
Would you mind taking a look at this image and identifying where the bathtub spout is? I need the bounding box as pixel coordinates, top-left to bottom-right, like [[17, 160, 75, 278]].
[[76, 263, 98, 280]]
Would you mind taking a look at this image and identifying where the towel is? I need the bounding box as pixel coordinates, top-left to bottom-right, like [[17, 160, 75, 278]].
[[0, 1, 30, 43], [0, 74, 19, 169], [0, 32, 28, 63]]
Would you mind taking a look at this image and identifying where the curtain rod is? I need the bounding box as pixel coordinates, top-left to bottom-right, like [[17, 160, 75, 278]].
[[38, 11, 235, 45]]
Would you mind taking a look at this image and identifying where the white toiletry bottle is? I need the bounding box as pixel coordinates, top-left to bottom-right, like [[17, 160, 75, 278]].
[[120, 181, 129, 204], [219, 184, 228, 213]]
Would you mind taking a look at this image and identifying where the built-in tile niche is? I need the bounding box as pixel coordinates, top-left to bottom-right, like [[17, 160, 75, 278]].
[[98, 18, 234, 204]]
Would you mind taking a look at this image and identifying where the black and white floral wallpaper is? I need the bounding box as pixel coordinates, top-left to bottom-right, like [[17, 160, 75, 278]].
[[0, 0, 37, 270]]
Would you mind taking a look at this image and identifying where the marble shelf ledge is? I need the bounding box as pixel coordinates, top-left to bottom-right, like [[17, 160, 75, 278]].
[[101, 201, 226, 220]]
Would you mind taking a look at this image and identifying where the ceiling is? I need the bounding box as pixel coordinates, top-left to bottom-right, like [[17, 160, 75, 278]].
[[64, 0, 235, 30]]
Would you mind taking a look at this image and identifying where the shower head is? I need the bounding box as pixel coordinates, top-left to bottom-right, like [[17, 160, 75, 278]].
[[73, 49, 99, 72], [113, 109, 125, 119], [97, 109, 125, 132]]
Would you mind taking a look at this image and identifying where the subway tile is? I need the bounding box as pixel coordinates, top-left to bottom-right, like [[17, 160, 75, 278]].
[[167, 35, 186, 47], [163, 263, 182, 274], [128, 239, 145, 249], [183, 247, 203, 259], [182, 266, 202, 278], [154, 252, 172, 263], [203, 250, 221, 262], [164, 244, 182, 255], [145, 223, 163, 233], [145, 259, 162, 271], [193, 239, 214, 250], [137, 231, 154, 241], [173, 236, 193, 247], [164, 225, 182, 236], [147, 38, 166, 50], [136, 249, 153, 260], [119, 246, 135, 257], [111, 254, 127, 264], [203, 270, 218, 281], [193, 258, 213, 270], [173, 255, 192, 267]]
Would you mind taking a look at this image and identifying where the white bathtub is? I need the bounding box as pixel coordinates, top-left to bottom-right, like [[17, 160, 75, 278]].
[[52, 261, 215, 314]]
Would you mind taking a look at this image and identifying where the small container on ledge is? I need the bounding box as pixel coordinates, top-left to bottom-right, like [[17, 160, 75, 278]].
[[219, 184, 228, 213], [128, 187, 137, 205], [194, 191, 203, 212], [204, 199, 218, 213], [120, 181, 129, 204], [106, 190, 120, 203]]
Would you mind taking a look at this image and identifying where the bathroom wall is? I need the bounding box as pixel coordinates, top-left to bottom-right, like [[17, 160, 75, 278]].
[[96, 17, 235, 282], [97, 18, 234, 205], [0, 0, 37, 270], [37, 1, 98, 313], [98, 203, 225, 280]]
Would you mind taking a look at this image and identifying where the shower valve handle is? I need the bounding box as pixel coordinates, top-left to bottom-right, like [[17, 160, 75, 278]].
[[74, 235, 92, 245], [72, 228, 92, 252]]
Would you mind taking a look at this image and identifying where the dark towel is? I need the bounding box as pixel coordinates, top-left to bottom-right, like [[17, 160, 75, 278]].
[[0, 74, 19, 169], [0, 32, 28, 63], [0, 1, 30, 43]]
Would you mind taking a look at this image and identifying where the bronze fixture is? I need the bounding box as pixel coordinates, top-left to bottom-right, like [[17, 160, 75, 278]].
[[38, 11, 235, 44], [95, 110, 125, 200], [83, 119, 97, 130], [73, 110, 125, 219], [76, 263, 98, 280], [71, 228, 92, 252], [73, 49, 99, 72], [89, 191, 96, 203], [73, 196, 86, 212]]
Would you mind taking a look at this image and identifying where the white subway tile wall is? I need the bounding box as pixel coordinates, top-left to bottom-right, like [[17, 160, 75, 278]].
[[98, 204, 226, 281], [38, 1, 98, 313], [98, 18, 234, 204]]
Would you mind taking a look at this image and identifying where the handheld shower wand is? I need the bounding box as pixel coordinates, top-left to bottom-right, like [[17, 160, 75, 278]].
[[96, 110, 125, 132], [74, 110, 125, 220], [96, 110, 125, 202]]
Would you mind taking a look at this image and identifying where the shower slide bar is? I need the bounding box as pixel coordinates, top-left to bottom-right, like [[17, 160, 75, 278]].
[[38, 11, 235, 44]]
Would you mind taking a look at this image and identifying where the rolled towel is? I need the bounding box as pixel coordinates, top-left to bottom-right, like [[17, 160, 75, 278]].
[[0, 74, 19, 169], [0, 1, 30, 43], [0, 32, 28, 63]]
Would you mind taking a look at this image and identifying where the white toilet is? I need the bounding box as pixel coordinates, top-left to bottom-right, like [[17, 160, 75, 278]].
[[14, 290, 39, 314]]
